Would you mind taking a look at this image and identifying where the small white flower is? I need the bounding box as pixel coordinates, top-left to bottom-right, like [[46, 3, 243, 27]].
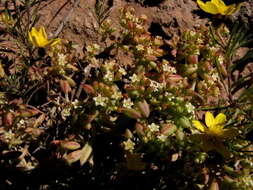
[[157, 134, 167, 142], [123, 139, 135, 152], [87, 44, 100, 55], [136, 44, 144, 52], [165, 92, 174, 101], [125, 11, 134, 20], [189, 31, 196, 37], [123, 98, 134, 109], [71, 99, 81, 109], [148, 123, 160, 132], [146, 46, 154, 55], [119, 67, 127, 76], [4, 130, 15, 141], [58, 53, 67, 66], [150, 80, 163, 92], [104, 60, 116, 70], [136, 24, 143, 31], [19, 119, 25, 125], [197, 38, 203, 44], [129, 74, 140, 83], [218, 55, 224, 64], [185, 102, 195, 114], [62, 106, 71, 117], [104, 71, 114, 81], [111, 91, 122, 100], [162, 64, 176, 73], [212, 72, 219, 81], [93, 94, 109, 107]]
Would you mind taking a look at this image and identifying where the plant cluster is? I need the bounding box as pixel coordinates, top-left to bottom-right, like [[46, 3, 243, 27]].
[[0, 0, 253, 189]]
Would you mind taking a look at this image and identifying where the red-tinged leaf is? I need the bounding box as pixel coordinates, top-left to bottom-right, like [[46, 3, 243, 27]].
[[4, 112, 14, 126], [187, 54, 198, 64], [64, 150, 82, 164], [61, 141, 81, 150], [161, 124, 176, 136], [82, 84, 95, 95], [121, 108, 142, 119], [136, 100, 150, 118], [135, 123, 145, 136], [60, 80, 71, 94]]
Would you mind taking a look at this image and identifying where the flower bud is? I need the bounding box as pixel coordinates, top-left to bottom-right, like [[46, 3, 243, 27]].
[[60, 80, 71, 94], [187, 55, 198, 64], [136, 100, 150, 118], [124, 129, 133, 139], [178, 116, 191, 128], [4, 112, 14, 127], [161, 124, 176, 136], [135, 123, 145, 136]]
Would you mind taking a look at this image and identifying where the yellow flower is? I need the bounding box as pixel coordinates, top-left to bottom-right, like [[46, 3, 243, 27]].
[[192, 112, 238, 158], [192, 111, 236, 138], [197, 0, 241, 15], [28, 27, 60, 48]]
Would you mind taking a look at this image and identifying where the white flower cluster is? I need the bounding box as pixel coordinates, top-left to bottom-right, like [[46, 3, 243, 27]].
[[93, 94, 109, 107], [123, 98, 134, 109], [130, 74, 140, 83], [123, 139, 135, 152], [185, 102, 195, 116], [86, 44, 100, 55], [148, 123, 160, 132], [57, 53, 67, 66], [150, 80, 164, 92], [162, 64, 176, 73]]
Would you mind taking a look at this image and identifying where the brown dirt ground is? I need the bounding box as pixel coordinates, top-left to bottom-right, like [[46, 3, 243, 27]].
[[34, 0, 253, 53], [0, 0, 252, 55]]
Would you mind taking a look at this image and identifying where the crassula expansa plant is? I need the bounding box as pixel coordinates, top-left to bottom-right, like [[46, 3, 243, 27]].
[[0, 2, 253, 190]]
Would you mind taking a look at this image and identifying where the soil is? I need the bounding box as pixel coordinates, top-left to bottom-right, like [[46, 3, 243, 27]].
[[33, 0, 253, 52]]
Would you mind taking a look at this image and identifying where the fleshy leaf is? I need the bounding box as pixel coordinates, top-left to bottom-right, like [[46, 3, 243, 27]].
[[80, 143, 92, 166]]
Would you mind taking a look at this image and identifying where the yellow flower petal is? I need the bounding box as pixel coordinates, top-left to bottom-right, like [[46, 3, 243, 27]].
[[197, 0, 220, 14], [30, 35, 40, 47], [47, 38, 61, 47], [197, 0, 241, 15], [40, 27, 47, 40], [214, 113, 226, 125], [212, 0, 226, 7], [192, 120, 206, 132], [223, 4, 241, 15], [205, 112, 215, 128], [28, 27, 60, 48], [208, 124, 224, 136]]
